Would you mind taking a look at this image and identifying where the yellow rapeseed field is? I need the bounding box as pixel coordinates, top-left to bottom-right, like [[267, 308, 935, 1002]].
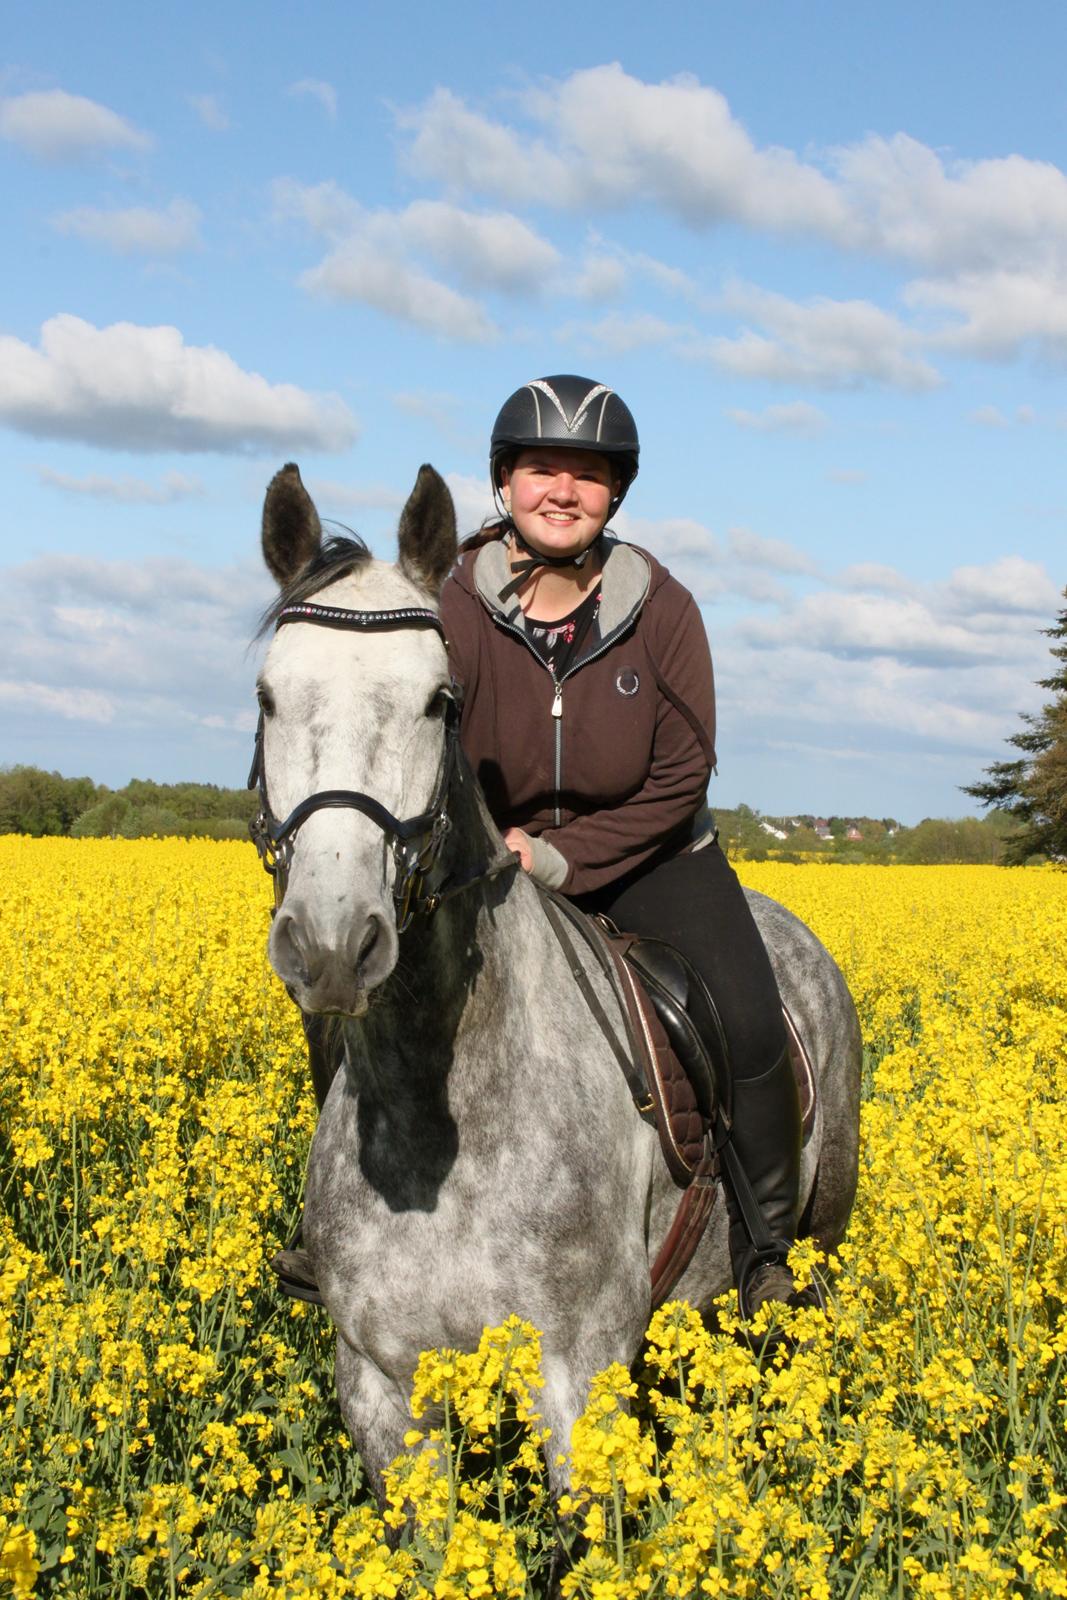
[[1, 840, 1064, 1598]]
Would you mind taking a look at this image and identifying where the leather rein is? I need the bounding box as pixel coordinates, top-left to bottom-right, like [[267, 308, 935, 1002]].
[[247, 600, 515, 931]]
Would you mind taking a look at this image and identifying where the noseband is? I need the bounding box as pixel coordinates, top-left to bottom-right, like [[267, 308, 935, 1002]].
[[248, 600, 463, 933]]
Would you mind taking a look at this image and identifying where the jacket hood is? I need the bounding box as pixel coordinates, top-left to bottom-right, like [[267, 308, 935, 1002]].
[[451, 533, 673, 640]]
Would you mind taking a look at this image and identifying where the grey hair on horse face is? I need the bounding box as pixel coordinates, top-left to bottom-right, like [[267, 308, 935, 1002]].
[[254, 462, 862, 1506]]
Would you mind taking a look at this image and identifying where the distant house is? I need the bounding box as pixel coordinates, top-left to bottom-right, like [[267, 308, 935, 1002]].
[[846, 826, 862, 841], [814, 818, 832, 840], [760, 821, 787, 840]]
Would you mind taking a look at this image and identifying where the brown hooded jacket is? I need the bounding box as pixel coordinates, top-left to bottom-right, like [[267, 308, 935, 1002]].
[[440, 533, 716, 895]]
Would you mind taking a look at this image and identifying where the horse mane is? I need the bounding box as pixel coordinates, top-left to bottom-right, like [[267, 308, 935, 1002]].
[[257, 530, 372, 639]]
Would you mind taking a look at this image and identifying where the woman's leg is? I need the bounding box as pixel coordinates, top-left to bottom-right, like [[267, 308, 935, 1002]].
[[587, 842, 810, 1312]]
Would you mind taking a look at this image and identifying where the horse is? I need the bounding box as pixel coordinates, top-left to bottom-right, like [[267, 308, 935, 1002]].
[[252, 460, 862, 1500]]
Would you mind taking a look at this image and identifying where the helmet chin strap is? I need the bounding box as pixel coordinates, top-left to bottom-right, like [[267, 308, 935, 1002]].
[[498, 517, 601, 604]]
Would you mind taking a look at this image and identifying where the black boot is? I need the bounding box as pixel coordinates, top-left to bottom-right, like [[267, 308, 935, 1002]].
[[269, 1015, 341, 1304], [721, 1047, 824, 1318]]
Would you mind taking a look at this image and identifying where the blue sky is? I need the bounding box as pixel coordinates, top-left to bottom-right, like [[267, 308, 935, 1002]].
[[2, 1, 1065, 821]]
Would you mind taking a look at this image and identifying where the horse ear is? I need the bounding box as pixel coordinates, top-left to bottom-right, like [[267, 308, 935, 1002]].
[[262, 463, 323, 586], [397, 464, 457, 597]]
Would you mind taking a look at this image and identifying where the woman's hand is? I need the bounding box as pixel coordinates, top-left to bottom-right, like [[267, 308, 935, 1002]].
[[503, 826, 534, 873]]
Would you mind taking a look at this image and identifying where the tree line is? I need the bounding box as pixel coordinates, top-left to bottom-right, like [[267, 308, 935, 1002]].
[[0, 768, 258, 841], [0, 763, 1027, 863]]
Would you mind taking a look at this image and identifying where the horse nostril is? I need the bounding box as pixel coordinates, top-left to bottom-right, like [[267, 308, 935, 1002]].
[[356, 920, 380, 973], [272, 908, 312, 985]]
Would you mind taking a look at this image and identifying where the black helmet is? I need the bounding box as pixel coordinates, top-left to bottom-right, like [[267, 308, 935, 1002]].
[[490, 375, 639, 512]]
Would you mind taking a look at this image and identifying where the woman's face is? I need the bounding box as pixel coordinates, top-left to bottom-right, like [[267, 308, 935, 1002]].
[[502, 447, 618, 561]]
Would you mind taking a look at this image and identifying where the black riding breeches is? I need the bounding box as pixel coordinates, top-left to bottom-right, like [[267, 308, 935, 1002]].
[[576, 841, 788, 1085]]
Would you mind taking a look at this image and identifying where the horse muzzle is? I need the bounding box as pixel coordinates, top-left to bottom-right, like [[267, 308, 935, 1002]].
[[270, 897, 398, 1015]]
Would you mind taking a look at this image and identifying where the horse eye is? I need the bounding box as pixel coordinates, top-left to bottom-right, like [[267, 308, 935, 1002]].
[[425, 688, 451, 720], [256, 686, 275, 717]]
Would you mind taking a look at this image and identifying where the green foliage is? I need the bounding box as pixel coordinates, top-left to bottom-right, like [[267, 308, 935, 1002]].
[[1, 768, 257, 840], [964, 586, 1067, 862], [0, 767, 100, 837]]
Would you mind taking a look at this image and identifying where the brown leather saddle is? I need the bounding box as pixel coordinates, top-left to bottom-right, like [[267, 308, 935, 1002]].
[[540, 892, 816, 1307]]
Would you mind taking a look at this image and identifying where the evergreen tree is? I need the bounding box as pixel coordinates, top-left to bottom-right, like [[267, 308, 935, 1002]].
[[962, 587, 1067, 862]]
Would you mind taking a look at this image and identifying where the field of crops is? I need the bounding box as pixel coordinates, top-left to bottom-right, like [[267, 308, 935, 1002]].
[[1, 840, 1064, 1598]]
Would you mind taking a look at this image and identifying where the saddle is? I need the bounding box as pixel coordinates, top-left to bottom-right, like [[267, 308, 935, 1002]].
[[539, 892, 815, 1307]]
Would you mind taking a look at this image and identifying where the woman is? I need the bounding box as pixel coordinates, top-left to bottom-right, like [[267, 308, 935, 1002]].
[[439, 374, 814, 1319]]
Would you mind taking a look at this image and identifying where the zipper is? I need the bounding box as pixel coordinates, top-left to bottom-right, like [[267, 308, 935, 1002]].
[[487, 607, 640, 829]]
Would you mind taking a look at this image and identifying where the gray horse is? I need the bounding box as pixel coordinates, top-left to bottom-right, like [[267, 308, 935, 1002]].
[[255, 461, 861, 1498]]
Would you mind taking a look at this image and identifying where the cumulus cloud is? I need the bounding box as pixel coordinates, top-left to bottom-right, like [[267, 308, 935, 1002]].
[[302, 248, 496, 342], [0, 552, 272, 757], [306, 478, 405, 513], [727, 402, 827, 435], [36, 467, 204, 503], [728, 526, 819, 575], [52, 198, 202, 255], [398, 70, 1067, 290], [907, 267, 1067, 362], [275, 182, 559, 288], [275, 180, 563, 339], [400, 68, 849, 239], [833, 133, 1067, 273], [969, 405, 1009, 428], [0, 679, 116, 723], [0, 89, 151, 160], [287, 78, 338, 119], [556, 312, 692, 355], [189, 93, 228, 131], [0, 315, 358, 454], [445, 471, 496, 535], [707, 284, 942, 391]]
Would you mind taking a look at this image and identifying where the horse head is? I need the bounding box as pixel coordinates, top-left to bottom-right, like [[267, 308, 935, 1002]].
[[255, 462, 457, 1016]]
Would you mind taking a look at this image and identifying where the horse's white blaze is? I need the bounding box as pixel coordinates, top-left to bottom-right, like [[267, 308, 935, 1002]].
[[259, 561, 450, 1014]]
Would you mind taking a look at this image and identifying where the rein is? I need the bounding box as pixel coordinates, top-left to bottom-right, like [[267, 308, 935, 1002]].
[[248, 600, 515, 931]]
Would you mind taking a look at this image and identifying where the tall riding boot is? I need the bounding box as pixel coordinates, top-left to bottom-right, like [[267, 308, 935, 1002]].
[[269, 1015, 342, 1303], [722, 1046, 820, 1316]]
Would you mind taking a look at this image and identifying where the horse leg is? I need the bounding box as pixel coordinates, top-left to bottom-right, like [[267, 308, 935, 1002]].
[[334, 1337, 412, 1506]]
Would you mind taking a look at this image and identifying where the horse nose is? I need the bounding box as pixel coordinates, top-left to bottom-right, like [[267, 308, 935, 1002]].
[[272, 904, 313, 987], [270, 903, 397, 1013]]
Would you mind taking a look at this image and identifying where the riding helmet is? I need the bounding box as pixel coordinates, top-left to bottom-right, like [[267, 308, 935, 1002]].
[[490, 375, 640, 512]]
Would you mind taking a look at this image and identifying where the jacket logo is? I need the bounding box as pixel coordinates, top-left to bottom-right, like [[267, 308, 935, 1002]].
[[615, 668, 639, 697]]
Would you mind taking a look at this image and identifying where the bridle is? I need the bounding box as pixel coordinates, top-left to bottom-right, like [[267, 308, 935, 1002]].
[[248, 599, 510, 933]]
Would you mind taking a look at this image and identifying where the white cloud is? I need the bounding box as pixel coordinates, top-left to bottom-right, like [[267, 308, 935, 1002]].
[[707, 284, 942, 391], [0, 315, 358, 454], [399, 71, 1067, 292], [275, 181, 562, 339], [828, 468, 868, 485], [0, 554, 272, 737], [969, 404, 1009, 428], [445, 471, 496, 535], [301, 246, 496, 342], [0, 679, 116, 723], [307, 478, 405, 512], [567, 253, 628, 301], [36, 467, 204, 503], [833, 133, 1067, 272], [728, 526, 819, 575], [189, 93, 228, 131], [274, 182, 560, 290], [556, 311, 692, 355], [907, 267, 1067, 362], [941, 556, 1059, 617], [287, 78, 338, 119], [401, 68, 849, 239], [727, 402, 827, 435], [52, 198, 202, 255], [0, 89, 151, 160]]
